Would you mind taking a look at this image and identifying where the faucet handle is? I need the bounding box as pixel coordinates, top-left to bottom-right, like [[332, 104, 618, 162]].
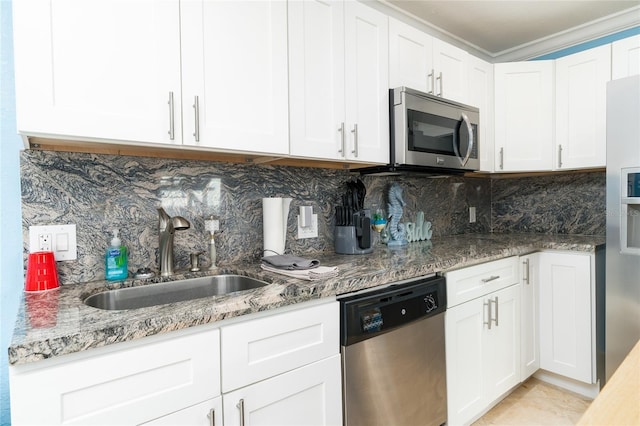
[[189, 252, 204, 272]]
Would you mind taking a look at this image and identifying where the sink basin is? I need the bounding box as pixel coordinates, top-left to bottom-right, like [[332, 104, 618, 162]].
[[84, 274, 269, 310]]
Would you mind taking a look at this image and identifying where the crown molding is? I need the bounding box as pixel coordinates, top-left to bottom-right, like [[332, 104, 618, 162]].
[[493, 6, 640, 62], [376, 1, 640, 63]]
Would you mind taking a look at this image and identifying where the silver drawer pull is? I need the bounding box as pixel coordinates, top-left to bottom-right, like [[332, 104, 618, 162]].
[[168, 91, 175, 140], [492, 296, 499, 326], [523, 259, 530, 284], [481, 275, 500, 283], [208, 408, 215, 426], [237, 399, 245, 426], [484, 299, 492, 330]]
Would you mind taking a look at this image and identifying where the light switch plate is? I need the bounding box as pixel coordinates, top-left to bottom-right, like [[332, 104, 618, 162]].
[[297, 214, 318, 239], [469, 207, 477, 223], [29, 224, 77, 261]]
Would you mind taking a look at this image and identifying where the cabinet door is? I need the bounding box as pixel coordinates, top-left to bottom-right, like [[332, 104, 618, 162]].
[[494, 61, 554, 172], [288, 0, 346, 160], [223, 355, 342, 426], [539, 252, 593, 384], [433, 39, 469, 103], [555, 44, 611, 170], [180, 0, 289, 155], [344, 1, 389, 164], [13, 0, 182, 145], [141, 397, 222, 426], [445, 297, 485, 426], [10, 329, 220, 425], [520, 254, 540, 381], [221, 301, 339, 393], [388, 17, 433, 93], [468, 55, 495, 172], [612, 34, 640, 79], [484, 285, 521, 402]]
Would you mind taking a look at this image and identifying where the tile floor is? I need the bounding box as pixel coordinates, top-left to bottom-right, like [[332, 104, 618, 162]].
[[472, 378, 593, 425]]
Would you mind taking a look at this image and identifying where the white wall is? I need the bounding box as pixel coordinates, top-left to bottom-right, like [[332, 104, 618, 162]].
[[0, 0, 25, 424]]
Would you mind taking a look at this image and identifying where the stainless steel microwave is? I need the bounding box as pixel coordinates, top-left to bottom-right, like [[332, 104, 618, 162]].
[[389, 87, 479, 172]]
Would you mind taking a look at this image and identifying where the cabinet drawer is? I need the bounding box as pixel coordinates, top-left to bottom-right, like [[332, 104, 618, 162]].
[[10, 328, 220, 425], [221, 300, 339, 392], [446, 256, 519, 307]]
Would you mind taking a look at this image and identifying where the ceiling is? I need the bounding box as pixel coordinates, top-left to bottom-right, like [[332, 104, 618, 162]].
[[382, 1, 640, 61]]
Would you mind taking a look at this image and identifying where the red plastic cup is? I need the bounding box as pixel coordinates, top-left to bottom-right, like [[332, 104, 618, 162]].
[[25, 251, 60, 292]]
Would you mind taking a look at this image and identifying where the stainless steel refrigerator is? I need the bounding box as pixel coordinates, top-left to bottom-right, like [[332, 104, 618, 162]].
[[605, 75, 640, 382]]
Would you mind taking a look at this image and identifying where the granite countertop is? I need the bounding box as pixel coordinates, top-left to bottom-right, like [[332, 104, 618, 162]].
[[9, 233, 604, 366]]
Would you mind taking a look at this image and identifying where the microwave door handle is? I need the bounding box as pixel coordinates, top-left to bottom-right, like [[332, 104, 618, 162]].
[[457, 113, 474, 166]]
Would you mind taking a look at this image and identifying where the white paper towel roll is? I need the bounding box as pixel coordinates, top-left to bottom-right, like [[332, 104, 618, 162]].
[[262, 197, 292, 256]]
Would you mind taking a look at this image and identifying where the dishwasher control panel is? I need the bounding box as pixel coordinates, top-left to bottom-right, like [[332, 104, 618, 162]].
[[339, 275, 446, 346]]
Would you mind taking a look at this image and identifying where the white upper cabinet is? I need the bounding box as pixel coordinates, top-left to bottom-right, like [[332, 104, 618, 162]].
[[13, 0, 183, 146], [288, 0, 345, 160], [181, 0, 289, 155], [433, 39, 469, 103], [612, 34, 640, 79], [388, 17, 433, 93], [289, 0, 389, 163], [467, 55, 495, 172], [554, 44, 611, 170], [494, 61, 555, 172], [388, 18, 468, 103]]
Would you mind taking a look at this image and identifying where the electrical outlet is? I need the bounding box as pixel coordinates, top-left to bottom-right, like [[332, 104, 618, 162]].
[[297, 214, 318, 239], [469, 207, 477, 223], [29, 224, 77, 261], [38, 233, 52, 251]]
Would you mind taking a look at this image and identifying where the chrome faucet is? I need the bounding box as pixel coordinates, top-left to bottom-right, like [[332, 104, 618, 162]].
[[158, 207, 191, 276]]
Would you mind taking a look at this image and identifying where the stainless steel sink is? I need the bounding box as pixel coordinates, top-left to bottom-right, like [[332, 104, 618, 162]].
[[84, 274, 269, 310]]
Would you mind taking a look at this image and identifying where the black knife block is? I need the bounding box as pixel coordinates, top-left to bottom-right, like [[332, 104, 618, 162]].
[[335, 210, 374, 255]]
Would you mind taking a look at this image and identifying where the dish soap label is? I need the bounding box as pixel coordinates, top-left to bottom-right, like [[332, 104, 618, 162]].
[[105, 229, 128, 281]]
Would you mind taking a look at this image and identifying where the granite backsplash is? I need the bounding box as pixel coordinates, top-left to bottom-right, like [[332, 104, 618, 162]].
[[20, 150, 604, 284]]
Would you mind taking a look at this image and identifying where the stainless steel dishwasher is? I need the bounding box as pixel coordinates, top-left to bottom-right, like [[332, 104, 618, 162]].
[[339, 275, 447, 426]]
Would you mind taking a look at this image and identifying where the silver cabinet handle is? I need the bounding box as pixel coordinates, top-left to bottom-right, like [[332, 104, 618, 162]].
[[558, 144, 563, 168], [523, 258, 530, 284], [499, 147, 504, 170], [351, 124, 358, 157], [207, 408, 215, 426], [492, 296, 499, 326], [484, 299, 492, 330], [428, 69, 435, 94], [436, 71, 443, 97], [168, 91, 175, 140], [237, 399, 245, 426], [481, 275, 500, 283], [338, 122, 345, 157], [193, 96, 200, 142], [453, 113, 474, 166]]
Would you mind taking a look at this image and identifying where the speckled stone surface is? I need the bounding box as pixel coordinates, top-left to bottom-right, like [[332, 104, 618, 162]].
[[9, 233, 603, 366], [491, 172, 605, 235], [21, 150, 492, 285]]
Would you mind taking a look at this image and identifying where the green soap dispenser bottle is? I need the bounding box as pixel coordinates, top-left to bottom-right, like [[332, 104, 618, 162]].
[[105, 229, 128, 281]]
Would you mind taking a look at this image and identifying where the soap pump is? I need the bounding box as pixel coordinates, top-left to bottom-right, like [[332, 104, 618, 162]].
[[205, 216, 220, 270], [105, 229, 128, 281]]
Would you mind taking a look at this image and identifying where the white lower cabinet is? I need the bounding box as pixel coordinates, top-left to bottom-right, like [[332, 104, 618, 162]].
[[520, 253, 540, 381], [538, 251, 594, 384], [10, 328, 221, 425], [10, 299, 342, 426], [223, 355, 342, 426], [221, 299, 342, 426], [141, 397, 222, 426], [445, 257, 521, 426]]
